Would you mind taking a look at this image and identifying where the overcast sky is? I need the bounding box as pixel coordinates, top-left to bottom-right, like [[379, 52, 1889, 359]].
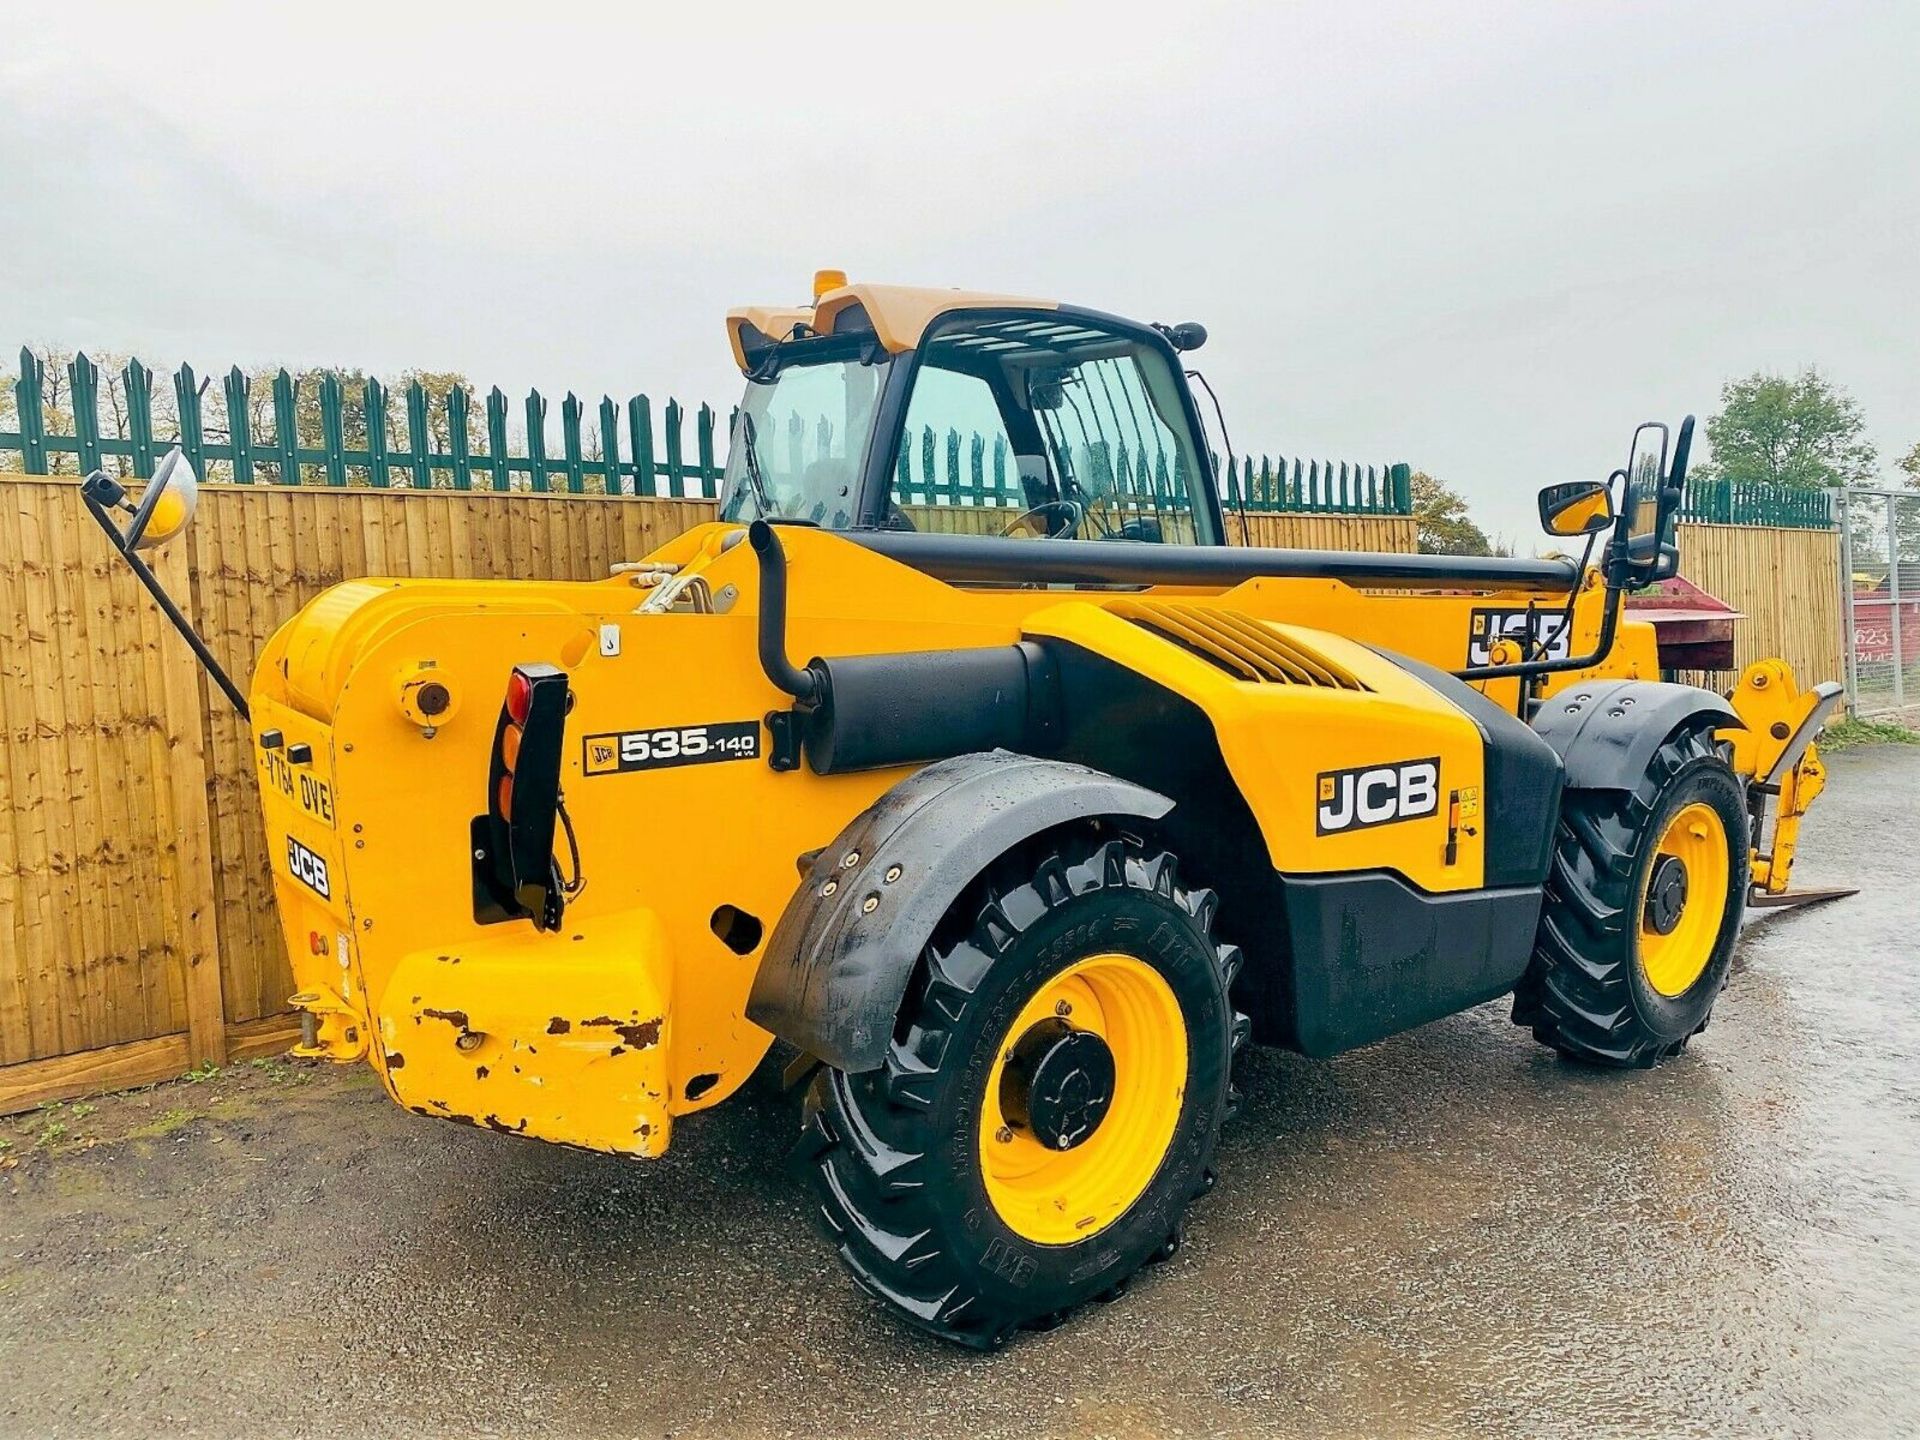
[[3, 0, 1915, 543]]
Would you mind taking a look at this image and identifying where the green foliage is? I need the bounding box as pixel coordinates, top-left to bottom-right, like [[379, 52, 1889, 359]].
[[1410, 470, 1493, 555], [1820, 715, 1920, 750], [1694, 369, 1876, 490], [1898, 441, 1920, 487]]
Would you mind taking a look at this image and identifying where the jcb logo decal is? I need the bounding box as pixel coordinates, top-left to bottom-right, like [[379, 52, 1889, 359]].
[[286, 836, 331, 899], [1468, 607, 1571, 666], [1316, 758, 1440, 835]]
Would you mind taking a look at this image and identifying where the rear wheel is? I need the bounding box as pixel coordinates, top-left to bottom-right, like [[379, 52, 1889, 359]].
[[1514, 723, 1748, 1066], [797, 829, 1246, 1348]]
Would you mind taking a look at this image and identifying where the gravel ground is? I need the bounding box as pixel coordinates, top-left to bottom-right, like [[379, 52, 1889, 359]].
[[2, 745, 1915, 1440]]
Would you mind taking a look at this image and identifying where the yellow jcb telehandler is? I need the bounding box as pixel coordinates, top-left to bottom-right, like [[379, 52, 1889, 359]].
[[82, 276, 1843, 1346]]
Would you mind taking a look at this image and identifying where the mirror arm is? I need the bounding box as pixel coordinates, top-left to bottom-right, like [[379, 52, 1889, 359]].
[[81, 477, 251, 721]]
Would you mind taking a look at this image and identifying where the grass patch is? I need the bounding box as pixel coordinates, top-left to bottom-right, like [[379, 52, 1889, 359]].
[[123, 1107, 199, 1141], [1822, 716, 1920, 751]]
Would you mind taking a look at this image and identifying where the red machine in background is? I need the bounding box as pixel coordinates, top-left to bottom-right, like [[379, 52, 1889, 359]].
[[1625, 574, 1741, 674]]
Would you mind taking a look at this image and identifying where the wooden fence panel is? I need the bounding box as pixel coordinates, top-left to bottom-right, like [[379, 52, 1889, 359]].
[[0, 478, 211, 1071], [1238, 513, 1418, 553], [1675, 522, 1845, 691]]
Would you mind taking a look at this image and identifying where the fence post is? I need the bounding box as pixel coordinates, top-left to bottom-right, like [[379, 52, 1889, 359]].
[[319, 373, 347, 486], [486, 387, 510, 491], [449, 386, 474, 491], [124, 358, 156, 478], [526, 389, 549, 492], [1839, 488, 1858, 713], [271, 370, 299, 484], [365, 378, 391, 487], [597, 396, 619, 494], [15, 348, 48, 472], [663, 401, 686, 498], [696, 404, 717, 499], [224, 368, 254, 483], [628, 395, 654, 497], [1891, 491, 1905, 715], [70, 353, 102, 475], [172, 363, 206, 479], [561, 392, 586, 494], [406, 382, 431, 489]]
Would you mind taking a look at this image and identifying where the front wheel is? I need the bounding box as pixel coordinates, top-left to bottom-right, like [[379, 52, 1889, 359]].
[[797, 829, 1246, 1348], [1514, 723, 1749, 1066]]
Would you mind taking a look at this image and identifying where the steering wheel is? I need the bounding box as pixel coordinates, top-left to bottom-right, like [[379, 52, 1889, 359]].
[[1001, 499, 1082, 539]]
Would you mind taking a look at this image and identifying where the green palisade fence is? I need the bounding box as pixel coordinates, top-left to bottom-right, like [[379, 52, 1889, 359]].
[[1678, 478, 1835, 530], [4, 348, 1414, 516], [2, 348, 726, 497], [891, 419, 1411, 516]]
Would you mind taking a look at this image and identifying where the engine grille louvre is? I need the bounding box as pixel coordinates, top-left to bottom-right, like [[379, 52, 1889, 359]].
[[1108, 598, 1368, 690]]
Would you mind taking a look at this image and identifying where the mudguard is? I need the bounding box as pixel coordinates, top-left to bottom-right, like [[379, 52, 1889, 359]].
[[746, 750, 1173, 1072], [1531, 679, 1741, 791]]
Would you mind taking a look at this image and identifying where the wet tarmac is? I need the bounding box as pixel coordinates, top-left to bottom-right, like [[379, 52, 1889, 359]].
[[2, 745, 1916, 1439]]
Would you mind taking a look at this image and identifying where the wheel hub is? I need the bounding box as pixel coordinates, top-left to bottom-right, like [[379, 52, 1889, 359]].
[[1000, 1020, 1116, 1151], [1645, 853, 1689, 935]]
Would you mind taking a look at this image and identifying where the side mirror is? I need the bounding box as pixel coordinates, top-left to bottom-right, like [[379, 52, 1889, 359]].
[[83, 446, 201, 552], [1618, 416, 1692, 586], [1537, 479, 1614, 537], [130, 447, 201, 550]]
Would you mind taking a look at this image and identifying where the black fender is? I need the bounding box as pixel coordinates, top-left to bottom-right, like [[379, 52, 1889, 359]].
[[1530, 679, 1741, 790], [745, 750, 1173, 1072]]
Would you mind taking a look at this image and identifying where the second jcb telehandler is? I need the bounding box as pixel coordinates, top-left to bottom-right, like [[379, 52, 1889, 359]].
[[86, 274, 1842, 1347]]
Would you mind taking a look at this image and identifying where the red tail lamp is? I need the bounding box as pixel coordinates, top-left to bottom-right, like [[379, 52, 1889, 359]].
[[484, 663, 570, 931], [506, 670, 533, 726]]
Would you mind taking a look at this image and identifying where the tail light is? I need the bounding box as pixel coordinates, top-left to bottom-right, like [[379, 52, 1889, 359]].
[[480, 663, 570, 930]]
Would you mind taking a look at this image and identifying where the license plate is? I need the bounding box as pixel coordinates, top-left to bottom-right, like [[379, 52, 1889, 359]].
[[263, 745, 336, 828]]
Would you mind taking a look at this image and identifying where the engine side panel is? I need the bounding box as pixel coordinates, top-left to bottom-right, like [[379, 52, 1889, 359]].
[[1023, 601, 1492, 894]]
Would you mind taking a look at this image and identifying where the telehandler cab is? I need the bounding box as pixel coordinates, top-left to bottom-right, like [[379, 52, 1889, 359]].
[[85, 275, 1843, 1347]]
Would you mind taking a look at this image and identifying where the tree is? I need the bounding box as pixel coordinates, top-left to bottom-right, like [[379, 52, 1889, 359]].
[[1410, 470, 1494, 555], [1693, 368, 1876, 489]]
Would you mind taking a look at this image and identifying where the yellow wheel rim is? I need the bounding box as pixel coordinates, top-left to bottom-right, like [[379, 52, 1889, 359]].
[[977, 953, 1188, 1246], [1637, 801, 1731, 997]]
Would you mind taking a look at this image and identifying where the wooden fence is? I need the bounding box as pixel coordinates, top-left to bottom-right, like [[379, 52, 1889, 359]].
[[1672, 521, 1845, 692], [0, 474, 1414, 1111]]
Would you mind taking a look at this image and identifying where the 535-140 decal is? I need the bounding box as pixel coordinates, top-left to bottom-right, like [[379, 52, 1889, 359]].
[[584, 720, 760, 775]]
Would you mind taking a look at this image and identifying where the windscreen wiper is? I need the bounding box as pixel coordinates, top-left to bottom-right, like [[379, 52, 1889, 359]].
[[734, 411, 776, 519]]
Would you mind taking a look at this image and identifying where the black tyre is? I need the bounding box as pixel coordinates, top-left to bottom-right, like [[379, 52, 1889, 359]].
[[797, 828, 1246, 1348], [1514, 722, 1749, 1066]]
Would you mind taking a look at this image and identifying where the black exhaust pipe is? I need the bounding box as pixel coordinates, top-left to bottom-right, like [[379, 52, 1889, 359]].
[[747, 521, 822, 705], [747, 521, 1058, 774]]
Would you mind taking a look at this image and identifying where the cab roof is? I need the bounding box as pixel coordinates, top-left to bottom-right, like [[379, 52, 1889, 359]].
[[727, 281, 1058, 374]]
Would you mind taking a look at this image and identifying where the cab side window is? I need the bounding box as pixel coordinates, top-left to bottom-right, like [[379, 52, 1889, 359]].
[[889, 315, 1211, 544]]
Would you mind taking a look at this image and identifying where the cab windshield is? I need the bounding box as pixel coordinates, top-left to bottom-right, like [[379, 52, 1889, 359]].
[[718, 344, 890, 528]]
